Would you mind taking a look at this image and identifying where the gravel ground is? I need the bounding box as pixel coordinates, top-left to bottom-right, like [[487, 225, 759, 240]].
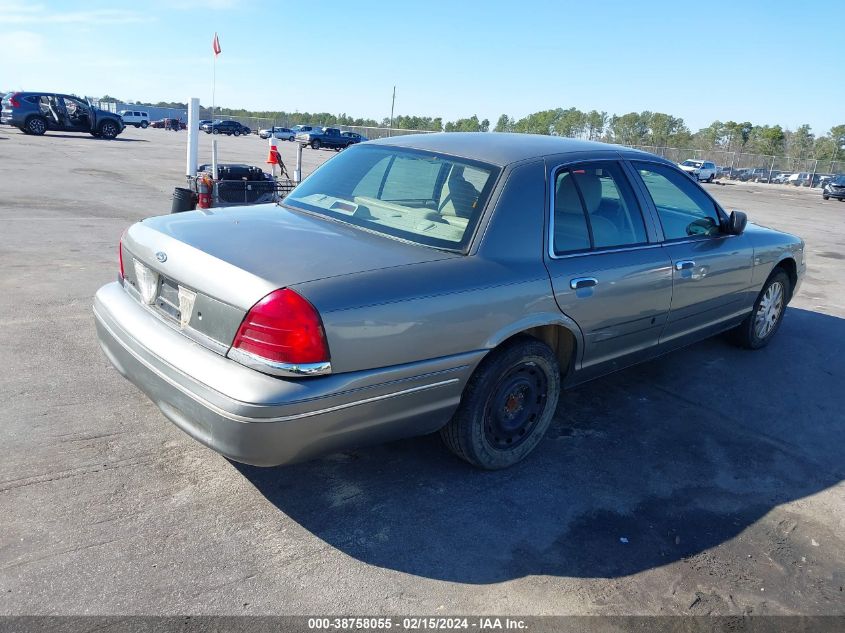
[[0, 126, 843, 616]]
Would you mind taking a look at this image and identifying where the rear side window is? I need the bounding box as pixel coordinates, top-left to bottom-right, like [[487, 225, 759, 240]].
[[633, 161, 721, 240], [552, 161, 648, 254]]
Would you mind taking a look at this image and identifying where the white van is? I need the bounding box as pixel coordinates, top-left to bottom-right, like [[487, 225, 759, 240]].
[[118, 110, 150, 128]]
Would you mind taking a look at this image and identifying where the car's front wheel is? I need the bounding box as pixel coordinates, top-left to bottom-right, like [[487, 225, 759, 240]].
[[288, 135, 294, 142], [823, 194, 830, 200], [99, 120, 119, 139], [440, 336, 561, 469], [730, 269, 790, 349], [25, 116, 48, 136], [212, 129, 219, 134], [311, 139, 321, 150]]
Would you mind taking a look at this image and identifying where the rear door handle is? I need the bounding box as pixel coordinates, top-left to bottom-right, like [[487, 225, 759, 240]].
[[675, 260, 695, 271], [570, 277, 598, 290]]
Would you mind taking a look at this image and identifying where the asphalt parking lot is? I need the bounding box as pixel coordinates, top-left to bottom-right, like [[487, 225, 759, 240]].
[[0, 126, 843, 616]]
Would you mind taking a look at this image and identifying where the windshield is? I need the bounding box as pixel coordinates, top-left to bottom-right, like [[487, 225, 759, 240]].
[[681, 160, 702, 167], [832, 176, 845, 185], [284, 145, 499, 250]]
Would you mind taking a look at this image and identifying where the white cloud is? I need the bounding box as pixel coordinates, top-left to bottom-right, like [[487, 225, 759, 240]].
[[0, 30, 47, 58], [0, 2, 152, 25]]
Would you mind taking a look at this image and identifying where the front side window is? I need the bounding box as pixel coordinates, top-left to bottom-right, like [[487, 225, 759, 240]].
[[285, 145, 499, 250], [633, 161, 721, 240], [552, 161, 648, 254]]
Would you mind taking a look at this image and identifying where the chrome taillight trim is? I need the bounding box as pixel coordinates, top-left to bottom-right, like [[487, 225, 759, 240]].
[[227, 346, 332, 378]]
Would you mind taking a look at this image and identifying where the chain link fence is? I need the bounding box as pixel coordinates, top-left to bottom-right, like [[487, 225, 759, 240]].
[[624, 144, 843, 183]]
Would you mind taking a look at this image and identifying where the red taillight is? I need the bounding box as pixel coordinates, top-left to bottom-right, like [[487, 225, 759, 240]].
[[232, 289, 329, 365], [118, 229, 127, 280], [9, 92, 21, 108]]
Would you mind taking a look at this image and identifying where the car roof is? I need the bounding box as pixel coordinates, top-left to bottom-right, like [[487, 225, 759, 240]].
[[367, 132, 658, 167]]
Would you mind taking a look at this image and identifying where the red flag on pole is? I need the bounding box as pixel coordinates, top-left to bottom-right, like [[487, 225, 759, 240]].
[[212, 32, 221, 56]]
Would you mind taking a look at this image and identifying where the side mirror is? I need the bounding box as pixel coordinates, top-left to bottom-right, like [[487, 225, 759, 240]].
[[727, 210, 747, 235]]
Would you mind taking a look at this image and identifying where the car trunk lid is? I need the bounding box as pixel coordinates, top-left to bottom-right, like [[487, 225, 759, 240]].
[[121, 203, 457, 355]]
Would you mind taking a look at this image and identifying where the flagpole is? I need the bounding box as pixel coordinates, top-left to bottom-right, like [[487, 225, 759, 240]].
[[212, 46, 216, 123]]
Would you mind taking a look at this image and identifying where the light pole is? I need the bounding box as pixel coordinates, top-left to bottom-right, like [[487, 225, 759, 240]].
[[389, 85, 396, 137], [830, 136, 845, 173]]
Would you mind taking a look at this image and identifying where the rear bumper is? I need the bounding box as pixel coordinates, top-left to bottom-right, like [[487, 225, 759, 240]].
[[94, 282, 478, 466]]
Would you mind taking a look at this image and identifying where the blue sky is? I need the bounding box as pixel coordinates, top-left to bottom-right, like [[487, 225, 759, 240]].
[[2, 0, 841, 134]]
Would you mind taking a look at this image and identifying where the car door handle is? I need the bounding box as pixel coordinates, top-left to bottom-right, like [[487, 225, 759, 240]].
[[675, 260, 695, 271], [570, 277, 598, 290]]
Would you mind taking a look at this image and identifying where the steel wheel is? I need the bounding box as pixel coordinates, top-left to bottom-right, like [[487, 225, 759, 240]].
[[483, 363, 549, 450], [440, 337, 560, 469], [753, 280, 784, 340]]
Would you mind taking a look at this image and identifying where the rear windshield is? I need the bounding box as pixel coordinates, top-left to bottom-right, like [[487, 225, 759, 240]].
[[284, 145, 499, 250]]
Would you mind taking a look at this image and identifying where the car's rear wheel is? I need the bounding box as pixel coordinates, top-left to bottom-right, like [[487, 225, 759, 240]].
[[311, 139, 321, 150], [440, 336, 560, 469], [212, 129, 219, 134], [99, 120, 119, 139], [730, 269, 790, 350], [25, 116, 47, 136], [140, 121, 148, 129]]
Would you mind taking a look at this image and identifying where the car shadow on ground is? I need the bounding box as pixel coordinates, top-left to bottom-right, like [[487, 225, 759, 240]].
[[235, 307, 844, 583]]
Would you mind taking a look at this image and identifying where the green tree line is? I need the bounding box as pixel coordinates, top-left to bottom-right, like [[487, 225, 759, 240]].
[[96, 95, 844, 160]]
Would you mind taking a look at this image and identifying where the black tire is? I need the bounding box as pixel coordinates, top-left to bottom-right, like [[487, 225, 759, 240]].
[[288, 135, 294, 142], [729, 269, 791, 350], [89, 131, 101, 137], [19, 126, 30, 135], [25, 116, 47, 136], [707, 174, 714, 183], [99, 120, 119, 139], [311, 139, 321, 150], [212, 128, 219, 134], [823, 194, 829, 200], [440, 336, 561, 469], [233, 129, 240, 137], [140, 121, 148, 129]]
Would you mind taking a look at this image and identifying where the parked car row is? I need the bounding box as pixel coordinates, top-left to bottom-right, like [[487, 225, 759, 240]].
[[693, 163, 841, 190]]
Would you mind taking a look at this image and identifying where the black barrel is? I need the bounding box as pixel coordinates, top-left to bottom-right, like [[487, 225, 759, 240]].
[[171, 187, 196, 213]]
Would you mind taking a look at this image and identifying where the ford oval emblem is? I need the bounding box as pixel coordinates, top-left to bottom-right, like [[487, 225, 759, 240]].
[[155, 251, 167, 263]]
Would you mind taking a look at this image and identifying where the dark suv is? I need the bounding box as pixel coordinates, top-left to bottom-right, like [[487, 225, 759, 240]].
[[822, 175, 845, 201], [201, 120, 250, 136], [0, 92, 125, 139]]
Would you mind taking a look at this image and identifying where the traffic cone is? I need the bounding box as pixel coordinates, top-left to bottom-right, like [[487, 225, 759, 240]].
[[266, 135, 281, 178], [267, 135, 281, 164]]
